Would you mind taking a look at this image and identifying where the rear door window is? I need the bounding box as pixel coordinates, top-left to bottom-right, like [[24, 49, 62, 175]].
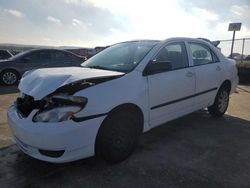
[[189, 43, 219, 66]]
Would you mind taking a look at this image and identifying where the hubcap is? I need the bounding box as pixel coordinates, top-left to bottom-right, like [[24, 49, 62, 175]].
[[218, 91, 229, 113], [2, 72, 17, 85]]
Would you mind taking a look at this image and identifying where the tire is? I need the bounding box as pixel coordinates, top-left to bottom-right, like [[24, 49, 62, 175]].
[[208, 86, 230, 117], [95, 108, 142, 163], [0, 70, 19, 86]]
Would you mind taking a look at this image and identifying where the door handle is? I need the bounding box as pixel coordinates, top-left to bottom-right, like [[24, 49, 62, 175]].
[[186, 72, 194, 77], [216, 66, 221, 71]]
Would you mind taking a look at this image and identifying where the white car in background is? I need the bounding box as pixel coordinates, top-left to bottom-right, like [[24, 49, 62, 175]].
[[8, 38, 238, 163]]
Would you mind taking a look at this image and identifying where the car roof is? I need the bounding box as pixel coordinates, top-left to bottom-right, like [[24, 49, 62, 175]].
[[28, 48, 69, 52], [25, 48, 81, 56], [163, 37, 211, 43], [112, 37, 215, 47]]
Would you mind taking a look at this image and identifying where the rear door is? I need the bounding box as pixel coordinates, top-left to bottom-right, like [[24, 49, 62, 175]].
[[147, 42, 195, 127], [188, 42, 223, 109]]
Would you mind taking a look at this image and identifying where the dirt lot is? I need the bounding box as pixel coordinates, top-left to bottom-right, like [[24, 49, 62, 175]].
[[0, 86, 18, 148], [0, 84, 250, 187]]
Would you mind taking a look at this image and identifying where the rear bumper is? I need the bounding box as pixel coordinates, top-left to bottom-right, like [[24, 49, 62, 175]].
[[7, 105, 106, 163]]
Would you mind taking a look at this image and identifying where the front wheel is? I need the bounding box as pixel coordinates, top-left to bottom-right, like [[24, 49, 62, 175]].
[[95, 109, 141, 163], [0, 70, 19, 86], [208, 86, 230, 117]]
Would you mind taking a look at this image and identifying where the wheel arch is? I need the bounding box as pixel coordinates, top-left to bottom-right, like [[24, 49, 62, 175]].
[[220, 80, 231, 92], [0, 68, 20, 78], [94, 103, 144, 153], [208, 79, 231, 117], [208, 80, 232, 109], [0, 67, 20, 75], [105, 103, 144, 132]]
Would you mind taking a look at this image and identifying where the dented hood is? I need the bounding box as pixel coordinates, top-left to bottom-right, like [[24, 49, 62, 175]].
[[19, 67, 124, 100]]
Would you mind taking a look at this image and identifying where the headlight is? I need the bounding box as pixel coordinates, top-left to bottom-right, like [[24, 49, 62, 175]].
[[33, 95, 87, 122], [33, 106, 82, 122]]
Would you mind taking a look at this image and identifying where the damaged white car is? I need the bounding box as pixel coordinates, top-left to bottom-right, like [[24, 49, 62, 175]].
[[8, 38, 238, 163]]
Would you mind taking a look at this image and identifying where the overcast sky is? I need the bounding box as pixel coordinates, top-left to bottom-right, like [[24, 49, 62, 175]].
[[0, 0, 249, 48]]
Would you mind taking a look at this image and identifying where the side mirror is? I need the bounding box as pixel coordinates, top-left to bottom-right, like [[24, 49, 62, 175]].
[[143, 60, 172, 76], [82, 56, 87, 61]]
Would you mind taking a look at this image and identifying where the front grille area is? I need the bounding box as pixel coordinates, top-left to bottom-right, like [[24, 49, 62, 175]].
[[39, 149, 65, 158], [16, 94, 36, 117]]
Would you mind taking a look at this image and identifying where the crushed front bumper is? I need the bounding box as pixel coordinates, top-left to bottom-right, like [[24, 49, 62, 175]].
[[7, 105, 106, 163]]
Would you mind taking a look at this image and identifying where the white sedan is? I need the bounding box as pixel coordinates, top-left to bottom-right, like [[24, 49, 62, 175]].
[[7, 38, 238, 163]]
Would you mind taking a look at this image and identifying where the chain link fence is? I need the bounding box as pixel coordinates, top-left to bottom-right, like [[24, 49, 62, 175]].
[[218, 38, 250, 81], [218, 38, 250, 62]]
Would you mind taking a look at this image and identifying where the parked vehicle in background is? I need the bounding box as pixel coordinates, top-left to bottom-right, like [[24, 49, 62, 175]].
[[0, 49, 13, 60], [8, 38, 238, 163], [0, 49, 86, 85], [237, 55, 250, 81], [245, 55, 250, 61], [228, 53, 244, 60]]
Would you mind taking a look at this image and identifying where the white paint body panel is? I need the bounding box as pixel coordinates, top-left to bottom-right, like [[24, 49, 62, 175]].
[[8, 38, 239, 163], [193, 63, 222, 108], [148, 67, 195, 127]]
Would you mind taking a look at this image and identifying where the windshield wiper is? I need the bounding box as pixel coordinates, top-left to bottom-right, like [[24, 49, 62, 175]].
[[84, 65, 112, 71], [86, 65, 125, 72], [82, 65, 125, 73]]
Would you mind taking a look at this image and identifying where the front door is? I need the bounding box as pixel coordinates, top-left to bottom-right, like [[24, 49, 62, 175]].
[[147, 42, 195, 127]]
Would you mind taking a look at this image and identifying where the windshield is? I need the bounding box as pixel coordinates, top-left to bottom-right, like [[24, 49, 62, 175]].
[[81, 41, 158, 73]]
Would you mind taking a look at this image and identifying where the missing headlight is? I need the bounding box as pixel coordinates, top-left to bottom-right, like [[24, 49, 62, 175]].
[[16, 94, 45, 117]]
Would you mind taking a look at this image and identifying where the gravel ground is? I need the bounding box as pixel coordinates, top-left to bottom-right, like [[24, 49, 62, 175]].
[[0, 86, 18, 148], [0, 84, 249, 188]]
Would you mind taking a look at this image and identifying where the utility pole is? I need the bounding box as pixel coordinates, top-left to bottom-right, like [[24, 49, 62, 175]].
[[241, 38, 245, 63], [230, 30, 236, 58]]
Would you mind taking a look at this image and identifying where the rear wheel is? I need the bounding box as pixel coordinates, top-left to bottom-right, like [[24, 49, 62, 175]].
[[208, 86, 230, 117], [95, 108, 142, 163], [0, 70, 19, 86]]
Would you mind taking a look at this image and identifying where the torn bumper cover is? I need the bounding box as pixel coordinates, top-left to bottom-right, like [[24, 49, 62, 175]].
[[7, 105, 106, 163]]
